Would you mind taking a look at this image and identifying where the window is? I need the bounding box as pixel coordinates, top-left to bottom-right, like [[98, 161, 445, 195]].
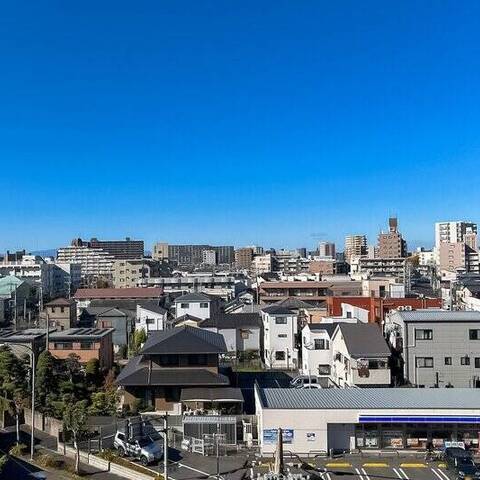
[[275, 351, 286, 360], [461, 356, 471, 366], [346, 311, 352, 319], [416, 357, 434, 368], [240, 330, 249, 339], [475, 358, 480, 368], [60, 307, 65, 313], [314, 339, 329, 350], [318, 364, 331, 375], [415, 329, 433, 340], [278, 334, 287, 338], [54, 342, 73, 350], [275, 317, 287, 325], [80, 342, 94, 350], [146, 318, 155, 324], [470, 329, 480, 340], [445, 357, 452, 365], [200, 302, 209, 308], [180, 303, 189, 309]]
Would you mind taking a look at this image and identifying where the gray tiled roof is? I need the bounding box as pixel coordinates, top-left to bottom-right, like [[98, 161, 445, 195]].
[[307, 322, 338, 337], [140, 326, 227, 354], [199, 313, 261, 329], [392, 310, 480, 322], [335, 323, 390, 358], [261, 305, 294, 315], [174, 292, 213, 303], [258, 387, 480, 410]]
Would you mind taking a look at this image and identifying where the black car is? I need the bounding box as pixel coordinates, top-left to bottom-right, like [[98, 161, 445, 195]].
[[446, 453, 480, 480]]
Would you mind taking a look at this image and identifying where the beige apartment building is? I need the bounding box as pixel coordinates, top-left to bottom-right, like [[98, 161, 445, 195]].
[[113, 259, 162, 288], [152, 242, 169, 261], [235, 247, 254, 270], [378, 217, 407, 258], [344, 235, 367, 263]]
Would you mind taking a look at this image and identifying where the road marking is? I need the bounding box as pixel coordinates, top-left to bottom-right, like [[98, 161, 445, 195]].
[[398, 467, 410, 479], [438, 463, 447, 468], [362, 463, 389, 467], [399, 463, 427, 468], [432, 468, 445, 480], [177, 462, 211, 477], [433, 468, 451, 480], [355, 467, 364, 480], [361, 467, 371, 480], [326, 462, 352, 467], [392, 468, 403, 479]]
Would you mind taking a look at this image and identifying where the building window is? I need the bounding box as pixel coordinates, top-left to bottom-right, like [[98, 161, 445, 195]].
[[475, 358, 480, 368], [200, 303, 209, 308], [278, 334, 287, 338], [60, 307, 65, 313], [146, 318, 155, 324], [470, 329, 480, 340], [415, 329, 433, 340], [318, 364, 331, 375], [275, 317, 287, 325], [416, 357, 433, 368], [461, 356, 471, 366], [80, 342, 94, 350], [275, 351, 286, 361], [180, 303, 189, 309], [240, 330, 250, 339], [314, 339, 329, 350], [53, 342, 73, 350], [445, 357, 452, 365]]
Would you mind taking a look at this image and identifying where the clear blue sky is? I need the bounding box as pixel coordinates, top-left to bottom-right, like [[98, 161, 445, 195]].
[[2, 1, 480, 252]]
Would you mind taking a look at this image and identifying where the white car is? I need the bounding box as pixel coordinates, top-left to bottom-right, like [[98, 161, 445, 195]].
[[113, 432, 163, 466], [289, 375, 320, 388]]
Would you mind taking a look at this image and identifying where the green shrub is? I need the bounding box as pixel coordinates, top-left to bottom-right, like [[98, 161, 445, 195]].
[[9, 443, 27, 456]]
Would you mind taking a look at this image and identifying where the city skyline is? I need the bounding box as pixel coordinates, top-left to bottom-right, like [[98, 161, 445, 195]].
[[3, 2, 480, 251]]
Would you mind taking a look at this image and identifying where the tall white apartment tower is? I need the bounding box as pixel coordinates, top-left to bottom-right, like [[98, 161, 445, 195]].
[[435, 222, 477, 249]]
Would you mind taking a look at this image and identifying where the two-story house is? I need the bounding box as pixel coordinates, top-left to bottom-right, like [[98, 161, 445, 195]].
[[261, 305, 298, 369], [331, 323, 391, 387], [301, 323, 337, 377], [116, 326, 241, 414], [174, 292, 219, 320], [49, 327, 114, 369], [42, 297, 77, 331], [385, 309, 480, 387], [135, 302, 169, 333]]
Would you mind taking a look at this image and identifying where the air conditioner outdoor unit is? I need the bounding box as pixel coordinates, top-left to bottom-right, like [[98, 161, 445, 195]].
[[397, 306, 405, 311], [404, 305, 413, 311]]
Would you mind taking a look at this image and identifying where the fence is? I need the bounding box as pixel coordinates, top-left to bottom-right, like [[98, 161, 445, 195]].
[[23, 408, 63, 444]]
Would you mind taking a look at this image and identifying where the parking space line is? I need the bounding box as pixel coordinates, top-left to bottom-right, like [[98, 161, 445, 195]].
[[355, 467, 365, 480], [400, 463, 426, 468], [392, 468, 403, 479], [177, 462, 211, 477], [326, 462, 352, 467], [363, 463, 389, 467], [433, 468, 451, 480], [361, 467, 371, 480], [398, 467, 410, 479], [432, 468, 444, 480]]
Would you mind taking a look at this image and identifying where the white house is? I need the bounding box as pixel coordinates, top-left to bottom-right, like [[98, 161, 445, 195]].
[[174, 292, 218, 320], [341, 303, 369, 323], [261, 305, 298, 369], [135, 302, 168, 333], [330, 323, 391, 387], [198, 312, 261, 354], [301, 323, 337, 377]]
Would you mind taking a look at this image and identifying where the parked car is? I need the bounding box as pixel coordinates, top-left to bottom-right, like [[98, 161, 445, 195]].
[[113, 432, 163, 466], [447, 456, 480, 479], [290, 375, 320, 388], [445, 447, 473, 466]]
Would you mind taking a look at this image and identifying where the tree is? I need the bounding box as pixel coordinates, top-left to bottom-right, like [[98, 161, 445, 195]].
[[35, 350, 57, 412], [64, 353, 82, 383], [63, 399, 89, 474], [85, 358, 102, 389], [129, 328, 147, 357]]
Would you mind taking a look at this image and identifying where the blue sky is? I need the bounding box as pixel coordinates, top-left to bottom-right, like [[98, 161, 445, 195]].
[[2, 1, 480, 252]]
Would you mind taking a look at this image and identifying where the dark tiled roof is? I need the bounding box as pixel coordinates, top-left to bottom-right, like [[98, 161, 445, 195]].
[[261, 305, 294, 315], [45, 297, 74, 307], [199, 313, 261, 329], [74, 288, 163, 299], [174, 292, 213, 303], [140, 326, 227, 354], [307, 322, 338, 337], [276, 297, 315, 309], [138, 301, 167, 315], [116, 359, 229, 387], [174, 314, 204, 324], [334, 323, 390, 358], [50, 327, 114, 341]]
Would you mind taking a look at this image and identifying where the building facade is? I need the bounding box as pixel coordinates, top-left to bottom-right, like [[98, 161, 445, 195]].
[[344, 235, 367, 263]]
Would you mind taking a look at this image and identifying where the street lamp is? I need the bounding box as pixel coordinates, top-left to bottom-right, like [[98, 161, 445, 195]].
[[0, 343, 36, 460]]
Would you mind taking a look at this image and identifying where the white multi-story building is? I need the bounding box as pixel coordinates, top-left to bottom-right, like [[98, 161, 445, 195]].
[[301, 323, 336, 377], [202, 249, 217, 265], [318, 242, 335, 258], [174, 292, 218, 320], [57, 245, 114, 279], [344, 235, 367, 262], [261, 305, 298, 369], [435, 221, 477, 248], [252, 254, 273, 275]]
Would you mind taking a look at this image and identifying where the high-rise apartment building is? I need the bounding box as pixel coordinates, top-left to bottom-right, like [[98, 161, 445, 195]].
[[318, 242, 335, 258], [161, 244, 234, 266], [235, 247, 254, 270], [435, 222, 477, 249], [72, 237, 144, 260], [152, 242, 169, 261], [378, 217, 407, 258], [57, 245, 114, 279], [344, 235, 367, 263]]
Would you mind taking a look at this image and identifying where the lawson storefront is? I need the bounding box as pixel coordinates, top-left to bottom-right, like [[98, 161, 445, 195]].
[[355, 415, 480, 449], [255, 387, 480, 455]]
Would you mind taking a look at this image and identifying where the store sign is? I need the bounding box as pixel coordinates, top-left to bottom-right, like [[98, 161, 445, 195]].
[[306, 432, 316, 442], [445, 441, 465, 449], [263, 429, 294, 444]]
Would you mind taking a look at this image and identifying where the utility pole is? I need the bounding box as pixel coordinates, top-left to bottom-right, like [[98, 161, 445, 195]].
[[216, 422, 220, 480], [163, 414, 168, 480], [46, 313, 50, 351]]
